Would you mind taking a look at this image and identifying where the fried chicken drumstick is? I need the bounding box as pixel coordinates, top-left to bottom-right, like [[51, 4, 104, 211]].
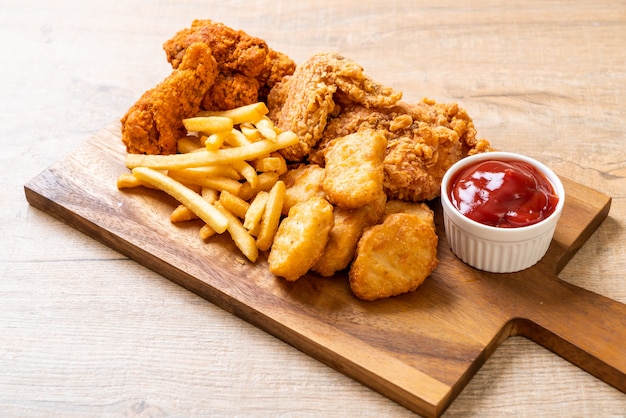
[[121, 42, 218, 155], [121, 20, 295, 155]]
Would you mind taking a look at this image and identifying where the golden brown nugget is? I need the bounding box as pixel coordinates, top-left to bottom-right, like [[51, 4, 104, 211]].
[[280, 164, 326, 215], [384, 200, 435, 229], [312, 192, 386, 277], [268, 197, 334, 281], [323, 129, 387, 209], [349, 213, 438, 301]]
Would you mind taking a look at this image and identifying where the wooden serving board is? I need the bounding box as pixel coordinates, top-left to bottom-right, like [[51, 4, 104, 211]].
[[24, 124, 625, 417]]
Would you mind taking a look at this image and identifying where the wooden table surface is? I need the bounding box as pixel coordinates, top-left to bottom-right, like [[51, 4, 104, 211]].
[[2, 1, 625, 416]]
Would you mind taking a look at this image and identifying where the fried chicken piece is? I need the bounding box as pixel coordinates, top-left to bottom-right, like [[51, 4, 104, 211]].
[[280, 164, 327, 215], [120, 42, 219, 155], [163, 20, 295, 109], [312, 192, 386, 277], [384, 200, 435, 227], [268, 197, 334, 281], [309, 98, 492, 201], [349, 213, 438, 301], [201, 72, 260, 111], [267, 52, 402, 161], [323, 129, 387, 208]]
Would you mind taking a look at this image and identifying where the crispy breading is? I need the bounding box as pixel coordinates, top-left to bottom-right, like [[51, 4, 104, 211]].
[[267, 52, 401, 161], [163, 19, 295, 110], [312, 192, 386, 277], [349, 213, 438, 301], [268, 197, 334, 281], [308, 99, 492, 201], [384, 200, 435, 227], [201, 72, 260, 111], [120, 42, 219, 155], [323, 129, 387, 209], [280, 164, 327, 215]]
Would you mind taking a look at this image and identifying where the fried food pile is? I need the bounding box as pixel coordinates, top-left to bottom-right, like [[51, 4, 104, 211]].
[[119, 20, 492, 301]]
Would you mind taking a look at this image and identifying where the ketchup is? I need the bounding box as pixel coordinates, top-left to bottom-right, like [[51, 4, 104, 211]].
[[449, 160, 559, 228]]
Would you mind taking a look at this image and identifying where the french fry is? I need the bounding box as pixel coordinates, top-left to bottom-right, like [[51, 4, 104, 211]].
[[116, 172, 153, 189], [253, 116, 277, 141], [131, 167, 228, 234], [169, 166, 241, 181], [238, 172, 280, 201], [177, 136, 203, 153], [240, 123, 262, 142], [253, 155, 285, 173], [224, 128, 252, 147], [167, 170, 242, 195], [197, 102, 269, 125], [126, 133, 299, 170], [204, 131, 228, 150], [243, 191, 269, 232], [232, 160, 258, 189], [214, 201, 259, 263], [256, 180, 286, 252], [199, 224, 216, 240], [183, 116, 233, 134], [219, 190, 250, 219], [170, 188, 217, 223], [201, 187, 219, 202]]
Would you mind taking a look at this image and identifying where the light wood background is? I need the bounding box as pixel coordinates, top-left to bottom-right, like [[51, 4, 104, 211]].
[[2, 0, 625, 416]]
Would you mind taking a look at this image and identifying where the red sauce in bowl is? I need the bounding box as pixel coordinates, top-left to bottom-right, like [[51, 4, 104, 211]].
[[449, 160, 559, 228]]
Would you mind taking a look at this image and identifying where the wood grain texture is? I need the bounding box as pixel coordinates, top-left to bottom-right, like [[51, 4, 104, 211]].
[[3, 0, 626, 416], [23, 126, 624, 417]]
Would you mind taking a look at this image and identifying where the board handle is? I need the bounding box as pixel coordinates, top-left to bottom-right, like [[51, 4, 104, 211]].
[[512, 276, 626, 394]]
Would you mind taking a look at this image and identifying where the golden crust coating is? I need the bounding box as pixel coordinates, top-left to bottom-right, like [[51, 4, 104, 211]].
[[120, 42, 219, 155], [268, 52, 401, 161], [201, 72, 260, 111], [309, 99, 491, 201], [384, 200, 435, 227], [349, 213, 438, 301], [323, 129, 387, 209], [313, 192, 386, 277], [268, 197, 334, 281], [280, 164, 327, 215], [163, 19, 295, 110]]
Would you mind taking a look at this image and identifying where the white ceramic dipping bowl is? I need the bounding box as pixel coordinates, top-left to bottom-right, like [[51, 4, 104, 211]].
[[440, 151, 565, 273]]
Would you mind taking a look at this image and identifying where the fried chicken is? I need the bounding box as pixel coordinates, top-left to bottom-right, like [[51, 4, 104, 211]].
[[349, 212, 438, 301], [267, 52, 402, 161], [163, 19, 295, 108], [308, 99, 492, 201], [312, 192, 386, 277], [201, 72, 260, 111], [322, 129, 387, 209], [268, 196, 334, 281], [120, 42, 219, 155]]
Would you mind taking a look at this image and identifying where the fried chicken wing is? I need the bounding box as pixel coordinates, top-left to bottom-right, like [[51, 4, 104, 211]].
[[163, 20, 295, 109], [323, 129, 387, 208], [201, 72, 260, 111], [268, 197, 334, 281], [267, 52, 401, 161], [121, 42, 219, 155], [308, 98, 492, 201], [349, 213, 438, 301]]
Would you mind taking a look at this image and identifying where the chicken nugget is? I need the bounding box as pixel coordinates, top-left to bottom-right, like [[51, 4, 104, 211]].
[[384, 200, 435, 229], [323, 129, 387, 209], [280, 164, 326, 215], [268, 197, 334, 281], [349, 213, 438, 301], [312, 192, 386, 277]]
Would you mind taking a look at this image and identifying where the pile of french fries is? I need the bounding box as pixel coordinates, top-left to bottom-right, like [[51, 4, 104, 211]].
[[117, 102, 298, 263]]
